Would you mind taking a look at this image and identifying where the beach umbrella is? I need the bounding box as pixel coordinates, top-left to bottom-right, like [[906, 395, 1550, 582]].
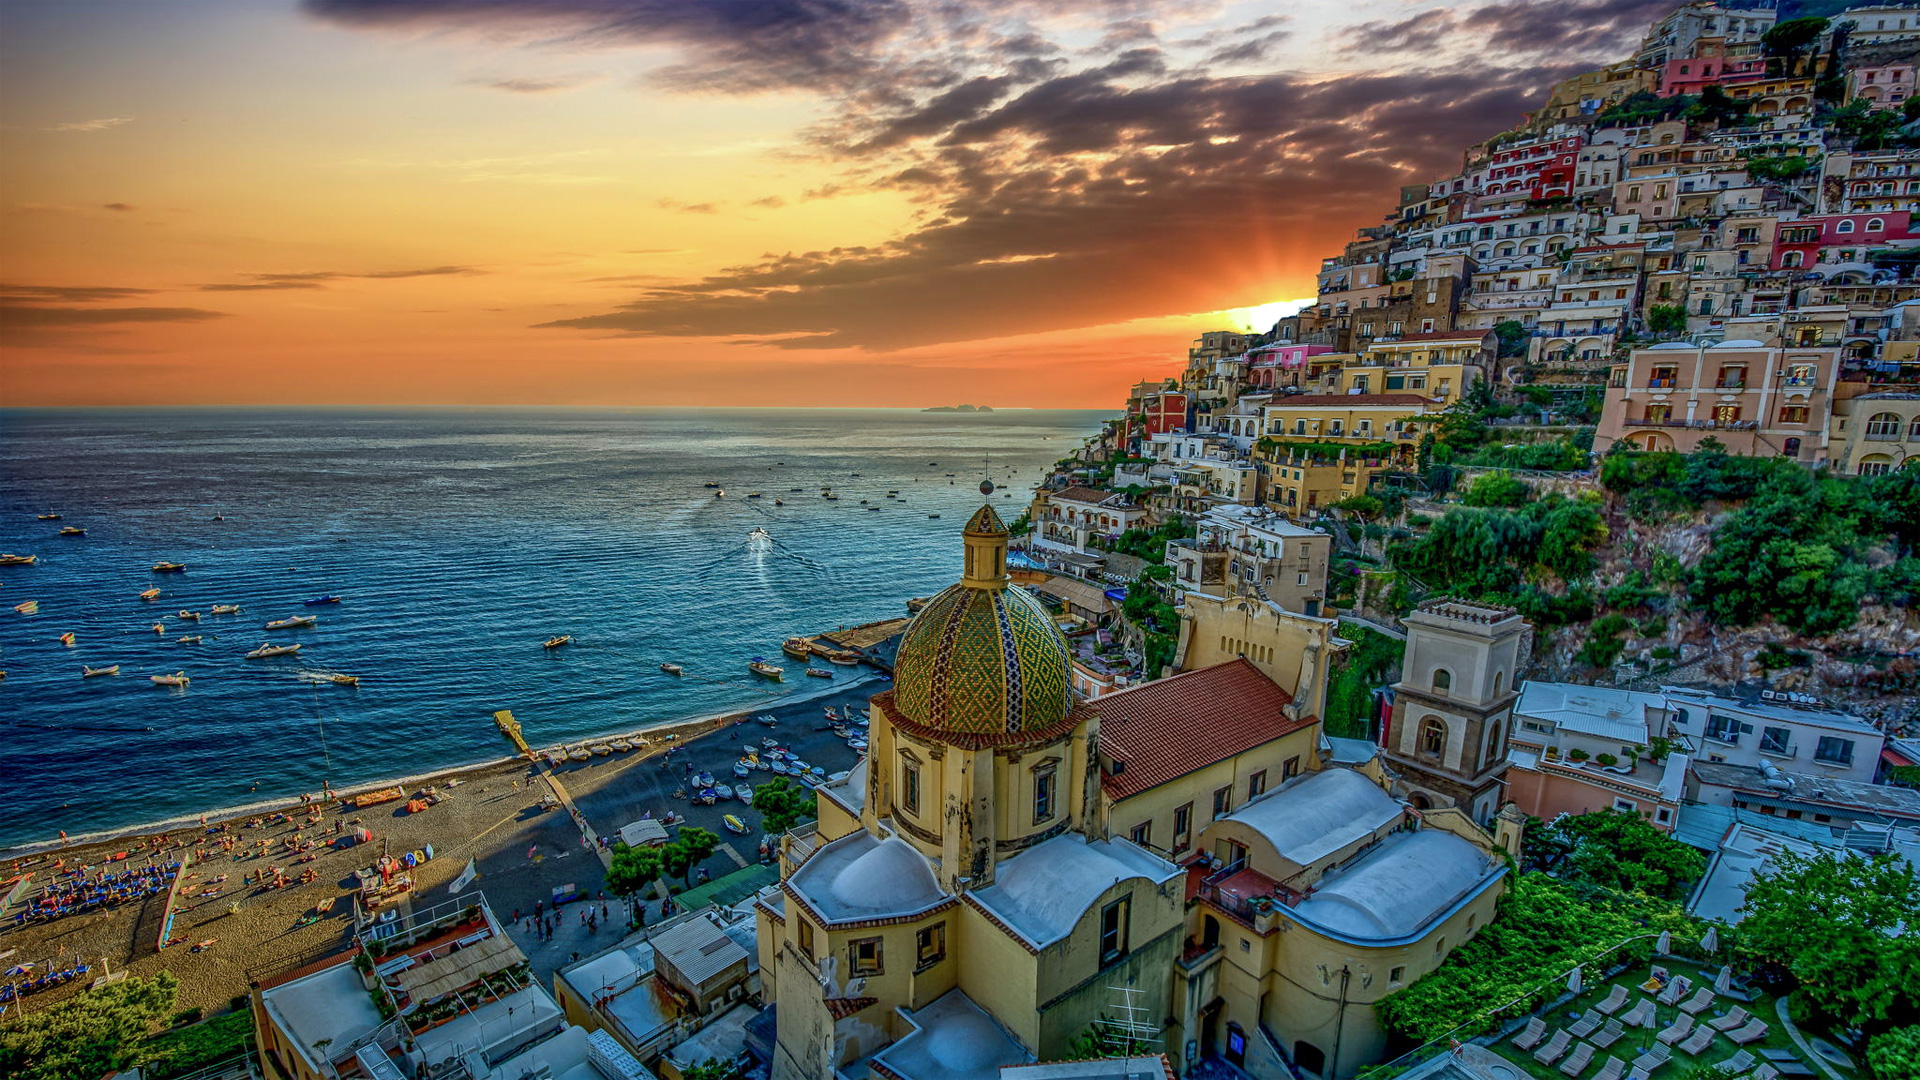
[[2, 965, 32, 976], [1701, 925, 1719, 954], [1655, 930, 1672, 956], [1567, 966, 1584, 995], [1713, 965, 1732, 994]]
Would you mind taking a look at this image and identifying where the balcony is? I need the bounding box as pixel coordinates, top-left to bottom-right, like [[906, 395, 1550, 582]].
[[1865, 428, 1905, 441], [1633, 417, 1759, 431], [1714, 381, 1747, 390], [1648, 379, 1677, 388]]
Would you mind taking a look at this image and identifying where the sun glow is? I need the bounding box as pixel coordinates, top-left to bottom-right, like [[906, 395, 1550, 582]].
[[1223, 298, 1315, 335]]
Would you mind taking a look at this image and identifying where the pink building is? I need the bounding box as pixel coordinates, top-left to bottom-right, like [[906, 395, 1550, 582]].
[[1245, 343, 1336, 390], [1658, 52, 1766, 96], [1850, 62, 1917, 109], [1771, 212, 1914, 270]]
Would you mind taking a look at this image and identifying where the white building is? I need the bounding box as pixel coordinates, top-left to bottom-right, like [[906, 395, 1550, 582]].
[[1664, 687, 1885, 786]]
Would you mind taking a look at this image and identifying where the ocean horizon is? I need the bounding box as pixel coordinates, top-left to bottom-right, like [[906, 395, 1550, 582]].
[[0, 407, 1106, 850]]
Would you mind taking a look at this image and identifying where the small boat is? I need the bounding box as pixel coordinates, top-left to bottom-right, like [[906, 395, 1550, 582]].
[[928, 513, 940, 519], [822, 491, 839, 501], [178, 610, 201, 621], [714, 488, 725, 498], [151, 672, 190, 687], [723, 814, 749, 835], [758, 713, 778, 727], [774, 499, 784, 506], [83, 665, 119, 677], [749, 659, 784, 680], [35, 513, 60, 521], [825, 706, 840, 721], [610, 738, 634, 752], [713, 783, 734, 801], [211, 604, 240, 614], [0, 554, 37, 566], [177, 635, 202, 644], [12, 600, 38, 615], [740, 786, 755, 807], [544, 635, 573, 649], [140, 588, 162, 601], [806, 667, 832, 678], [827, 651, 861, 666], [887, 490, 899, 496], [770, 759, 791, 775], [330, 673, 359, 686], [265, 615, 316, 630], [152, 562, 186, 573], [246, 643, 301, 659], [590, 742, 614, 756], [733, 761, 752, 778], [789, 487, 804, 492], [696, 771, 716, 788], [303, 595, 342, 606], [747, 492, 763, 499], [867, 506, 881, 511], [703, 481, 722, 488], [859, 498, 868, 504], [848, 738, 868, 751], [57, 631, 75, 646], [59, 526, 85, 537], [790, 758, 811, 774], [782, 636, 812, 659], [660, 662, 684, 674], [152, 622, 165, 633], [568, 746, 591, 762]]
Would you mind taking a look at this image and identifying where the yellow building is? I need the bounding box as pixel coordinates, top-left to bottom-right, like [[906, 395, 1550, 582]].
[[1254, 394, 1432, 517], [1832, 389, 1920, 475], [1350, 331, 1495, 406]]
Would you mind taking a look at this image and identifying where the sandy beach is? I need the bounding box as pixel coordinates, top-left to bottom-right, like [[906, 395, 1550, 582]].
[[0, 673, 881, 1016]]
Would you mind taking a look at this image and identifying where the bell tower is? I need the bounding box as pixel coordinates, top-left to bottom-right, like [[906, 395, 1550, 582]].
[[961, 481, 1010, 589], [1383, 599, 1529, 824]]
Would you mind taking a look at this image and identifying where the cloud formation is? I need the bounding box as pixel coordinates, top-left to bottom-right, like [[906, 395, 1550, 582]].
[[0, 282, 225, 343], [45, 117, 133, 133], [468, 75, 594, 94], [198, 265, 485, 290]]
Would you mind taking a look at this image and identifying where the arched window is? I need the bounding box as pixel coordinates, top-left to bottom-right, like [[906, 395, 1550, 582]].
[[1432, 668, 1453, 693], [1484, 721, 1504, 769], [1869, 218, 1886, 232], [1493, 671, 1504, 696], [1782, 251, 1803, 268], [1420, 716, 1448, 756], [1837, 219, 1857, 234], [1866, 412, 1902, 437]]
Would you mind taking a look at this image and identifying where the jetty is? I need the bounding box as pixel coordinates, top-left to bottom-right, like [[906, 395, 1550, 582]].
[[789, 617, 910, 673]]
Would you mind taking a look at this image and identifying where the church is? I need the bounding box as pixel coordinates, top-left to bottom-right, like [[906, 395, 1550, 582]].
[[753, 492, 1517, 1080]]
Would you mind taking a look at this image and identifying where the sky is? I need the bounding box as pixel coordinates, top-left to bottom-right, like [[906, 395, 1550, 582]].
[[0, 0, 1675, 408]]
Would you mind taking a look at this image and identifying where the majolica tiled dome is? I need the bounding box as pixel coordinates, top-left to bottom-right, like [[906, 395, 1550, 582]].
[[891, 506, 1073, 737]]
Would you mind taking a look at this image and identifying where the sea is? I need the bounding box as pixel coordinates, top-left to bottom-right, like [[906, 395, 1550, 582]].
[[0, 407, 1105, 851]]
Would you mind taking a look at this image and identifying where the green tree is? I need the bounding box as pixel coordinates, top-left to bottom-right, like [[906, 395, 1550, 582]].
[[752, 777, 817, 835], [0, 973, 179, 1080], [1492, 320, 1530, 358], [1647, 303, 1688, 337], [1738, 850, 1920, 1039], [1761, 16, 1829, 77], [605, 841, 664, 900], [1522, 809, 1705, 901], [1867, 1026, 1920, 1080], [681, 1057, 742, 1080], [1463, 472, 1531, 508], [661, 826, 722, 886]]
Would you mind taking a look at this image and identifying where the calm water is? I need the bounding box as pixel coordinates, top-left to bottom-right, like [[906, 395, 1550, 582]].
[[0, 408, 1101, 849]]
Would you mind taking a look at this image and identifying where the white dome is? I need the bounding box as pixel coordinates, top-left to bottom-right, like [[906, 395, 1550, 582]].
[[1645, 341, 1696, 350], [829, 837, 943, 913], [1712, 339, 1766, 348]]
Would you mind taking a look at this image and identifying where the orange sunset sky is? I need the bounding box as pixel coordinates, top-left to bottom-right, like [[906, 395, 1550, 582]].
[[0, 0, 1669, 408]]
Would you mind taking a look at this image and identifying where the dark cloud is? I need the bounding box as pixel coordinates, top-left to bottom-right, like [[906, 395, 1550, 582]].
[[197, 281, 326, 292], [202, 266, 484, 289], [1348, 0, 1673, 61], [469, 75, 589, 94], [102, 202, 135, 212], [0, 301, 228, 342], [0, 283, 155, 302], [1341, 9, 1456, 55]]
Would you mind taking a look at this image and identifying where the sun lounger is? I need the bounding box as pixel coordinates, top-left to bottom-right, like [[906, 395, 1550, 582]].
[[1593, 1056, 1627, 1080], [1571, 1012, 1604, 1038], [1747, 1066, 1780, 1080], [1709, 1007, 1752, 1032], [1593, 1019, 1626, 1049], [1536, 1030, 1574, 1066], [1594, 985, 1631, 1015], [1658, 976, 1693, 1006], [1680, 988, 1717, 1015], [1621, 999, 1657, 1028], [1656, 1015, 1696, 1046], [1631, 1044, 1672, 1074], [1727, 1020, 1769, 1045], [1628, 1068, 1654, 1080], [1716, 1050, 1757, 1076], [1513, 1017, 1549, 1051], [1679, 1025, 1718, 1055], [1560, 1042, 1597, 1078]]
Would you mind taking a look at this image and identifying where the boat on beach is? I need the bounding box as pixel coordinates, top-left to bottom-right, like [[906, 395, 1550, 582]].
[[211, 604, 240, 614], [83, 665, 119, 677], [151, 672, 190, 687], [151, 562, 186, 573], [723, 814, 749, 835], [748, 659, 784, 680], [543, 635, 572, 649], [713, 783, 734, 801], [568, 746, 591, 762], [0, 554, 37, 566], [140, 588, 162, 601], [59, 526, 85, 536], [246, 643, 301, 659], [660, 662, 684, 674], [590, 742, 613, 756], [610, 738, 634, 753], [781, 636, 812, 659], [757, 713, 778, 726], [265, 615, 316, 630], [733, 761, 752, 778]]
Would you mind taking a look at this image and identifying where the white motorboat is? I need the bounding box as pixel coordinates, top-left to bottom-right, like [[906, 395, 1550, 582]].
[[211, 604, 241, 614], [265, 615, 316, 630], [568, 746, 591, 762], [610, 738, 634, 752], [151, 672, 190, 687], [748, 659, 784, 681], [713, 783, 734, 801], [245, 642, 301, 659], [83, 665, 120, 677], [177, 610, 201, 621]]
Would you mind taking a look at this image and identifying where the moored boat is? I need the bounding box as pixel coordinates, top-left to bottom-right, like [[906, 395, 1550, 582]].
[[746, 492, 762, 499], [749, 526, 771, 542], [265, 615, 316, 630], [713, 783, 734, 801], [610, 738, 634, 752], [178, 610, 201, 621], [83, 665, 119, 677], [723, 814, 749, 835], [568, 746, 591, 762], [660, 662, 684, 674], [140, 588, 162, 600], [152, 622, 166, 633], [748, 659, 784, 680], [543, 635, 573, 649], [59, 526, 85, 536], [775, 499, 784, 505], [35, 513, 60, 521], [151, 561, 186, 572], [151, 672, 190, 687], [781, 636, 812, 659], [177, 635, 202, 644], [330, 673, 359, 686], [826, 650, 860, 666], [733, 761, 752, 778], [210, 604, 240, 614], [303, 595, 342, 606], [59, 631, 76, 646], [590, 742, 614, 756], [0, 554, 37, 566], [806, 667, 832, 678], [703, 481, 722, 488], [245, 642, 301, 659], [14, 600, 40, 615]]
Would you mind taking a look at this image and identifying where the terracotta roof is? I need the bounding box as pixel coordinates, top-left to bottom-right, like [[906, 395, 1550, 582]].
[[1372, 331, 1490, 343], [1048, 486, 1123, 505], [1267, 394, 1435, 407], [1090, 659, 1313, 801]]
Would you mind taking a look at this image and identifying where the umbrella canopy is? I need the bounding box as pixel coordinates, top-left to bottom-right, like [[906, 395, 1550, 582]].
[[1701, 925, 1720, 954], [1655, 930, 1672, 956], [1568, 966, 1584, 995], [1714, 965, 1733, 995]]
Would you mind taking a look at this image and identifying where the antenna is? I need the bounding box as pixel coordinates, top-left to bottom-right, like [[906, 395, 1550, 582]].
[[1092, 983, 1162, 1054]]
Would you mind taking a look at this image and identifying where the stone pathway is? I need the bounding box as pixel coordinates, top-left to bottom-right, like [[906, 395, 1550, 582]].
[[1773, 996, 1850, 1080]]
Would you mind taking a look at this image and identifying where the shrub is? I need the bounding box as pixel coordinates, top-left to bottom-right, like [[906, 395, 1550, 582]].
[[1596, 753, 1619, 768]]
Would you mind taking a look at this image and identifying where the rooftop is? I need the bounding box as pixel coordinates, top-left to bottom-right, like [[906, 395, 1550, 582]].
[[1002, 1057, 1174, 1080], [414, 983, 565, 1069], [870, 989, 1036, 1080], [1288, 829, 1502, 943], [1513, 681, 1665, 744], [1267, 393, 1436, 407], [786, 831, 952, 926], [1091, 659, 1312, 801], [1663, 687, 1881, 736], [665, 1002, 758, 1071], [1046, 486, 1130, 506], [1224, 768, 1403, 868], [969, 834, 1179, 950], [650, 911, 750, 988], [1691, 761, 1920, 820], [258, 958, 385, 1074]]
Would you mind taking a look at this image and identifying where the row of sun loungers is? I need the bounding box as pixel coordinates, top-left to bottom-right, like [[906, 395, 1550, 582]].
[[1517, 1001, 1777, 1079]]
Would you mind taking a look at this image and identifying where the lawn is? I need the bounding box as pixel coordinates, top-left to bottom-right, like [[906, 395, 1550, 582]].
[[1489, 958, 1826, 1080]]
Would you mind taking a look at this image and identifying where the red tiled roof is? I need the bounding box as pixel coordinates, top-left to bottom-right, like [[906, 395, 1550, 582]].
[[1371, 330, 1491, 343], [1268, 394, 1435, 407], [1090, 659, 1313, 801], [1048, 486, 1123, 505]]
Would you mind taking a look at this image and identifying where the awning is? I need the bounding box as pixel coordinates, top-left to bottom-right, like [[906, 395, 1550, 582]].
[[1882, 747, 1917, 768]]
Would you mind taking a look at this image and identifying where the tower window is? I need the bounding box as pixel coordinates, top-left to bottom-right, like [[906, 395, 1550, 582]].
[[916, 923, 946, 969], [1421, 716, 1448, 757], [1033, 768, 1057, 824], [1432, 668, 1453, 693]]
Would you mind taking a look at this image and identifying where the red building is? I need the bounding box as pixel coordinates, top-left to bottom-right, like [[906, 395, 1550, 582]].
[[1126, 380, 1188, 440], [1479, 135, 1584, 200], [1771, 212, 1915, 270]]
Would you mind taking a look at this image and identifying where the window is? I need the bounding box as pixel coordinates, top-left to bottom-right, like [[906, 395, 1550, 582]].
[[1712, 404, 1742, 424], [1814, 737, 1855, 767], [1837, 219, 1856, 234], [1869, 217, 1886, 231], [1212, 785, 1232, 818], [1033, 767, 1057, 824], [916, 922, 946, 969], [1129, 820, 1152, 847], [1172, 803, 1193, 852], [1779, 405, 1809, 424], [1297, 571, 1309, 586], [798, 918, 815, 959], [1432, 668, 1452, 693], [1099, 896, 1131, 964], [1421, 716, 1448, 756], [1282, 755, 1301, 781], [1705, 714, 1742, 744], [1613, 797, 1638, 813], [1247, 770, 1268, 800], [1760, 726, 1793, 755], [850, 936, 884, 977], [1389, 965, 1407, 986], [1655, 806, 1673, 825], [1866, 412, 1903, 438], [901, 757, 921, 815]]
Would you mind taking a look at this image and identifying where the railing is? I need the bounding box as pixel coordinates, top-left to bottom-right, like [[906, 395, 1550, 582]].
[[1647, 379, 1676, 388], [1865, 428, 1905, 441]]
